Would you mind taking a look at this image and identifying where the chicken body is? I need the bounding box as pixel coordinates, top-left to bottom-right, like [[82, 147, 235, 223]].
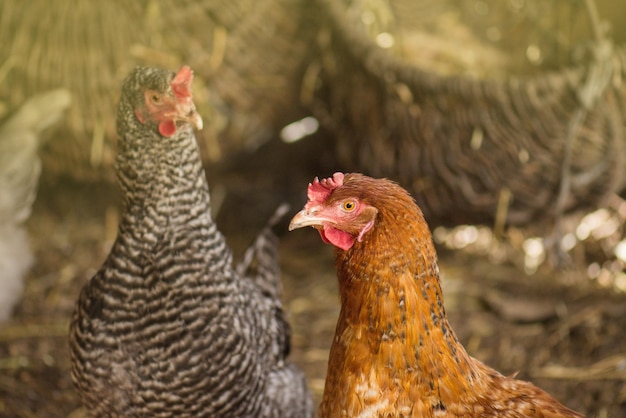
[[0, 89, 71, 322], [69, 66, 312, 417], [290, 172, 582, 418]]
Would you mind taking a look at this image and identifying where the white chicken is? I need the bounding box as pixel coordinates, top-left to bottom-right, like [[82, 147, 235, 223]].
[[0, 89, 71, 322]]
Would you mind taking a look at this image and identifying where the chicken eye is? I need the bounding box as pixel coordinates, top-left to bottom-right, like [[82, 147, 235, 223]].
[[342, 201, 357, 212], [151, 94, 161, 103]]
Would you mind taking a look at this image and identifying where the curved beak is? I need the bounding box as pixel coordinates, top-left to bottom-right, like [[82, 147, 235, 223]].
[[177, 104, 203, 131], [289, 209, 327, 231]]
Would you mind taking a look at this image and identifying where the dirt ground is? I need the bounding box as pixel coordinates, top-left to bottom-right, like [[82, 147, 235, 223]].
[[1, 134, 625, 417]]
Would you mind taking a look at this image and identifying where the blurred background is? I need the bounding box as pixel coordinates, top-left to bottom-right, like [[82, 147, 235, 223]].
[[1, 0, 625, 416]]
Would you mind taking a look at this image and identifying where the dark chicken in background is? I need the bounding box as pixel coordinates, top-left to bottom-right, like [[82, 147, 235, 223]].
[[290, 172, 582, 417], [69, 65, 312, 417]]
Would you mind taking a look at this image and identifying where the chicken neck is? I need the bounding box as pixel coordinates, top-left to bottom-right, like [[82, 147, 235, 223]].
[[326, 203, 480, 410], [111, 125, 233, 278]]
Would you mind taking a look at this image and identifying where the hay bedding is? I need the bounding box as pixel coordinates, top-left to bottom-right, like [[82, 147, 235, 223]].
[[0, 138, 624, 417]]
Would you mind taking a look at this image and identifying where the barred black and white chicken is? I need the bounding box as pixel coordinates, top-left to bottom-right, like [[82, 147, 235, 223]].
[[69, 66, 313, 417]]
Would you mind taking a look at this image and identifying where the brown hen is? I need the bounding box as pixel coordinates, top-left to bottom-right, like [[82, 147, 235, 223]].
[[289, 172, 582, 418]]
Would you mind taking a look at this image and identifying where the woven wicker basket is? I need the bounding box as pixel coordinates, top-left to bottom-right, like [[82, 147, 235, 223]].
[[309, 0, 626, 227]]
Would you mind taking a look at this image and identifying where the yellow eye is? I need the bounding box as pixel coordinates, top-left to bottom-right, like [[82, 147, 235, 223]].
[[342, 201, 356, 211]]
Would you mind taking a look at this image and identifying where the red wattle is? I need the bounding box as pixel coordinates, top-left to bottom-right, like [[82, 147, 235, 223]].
[[158, 120, 177, 137], [320, 227, 355, 251]]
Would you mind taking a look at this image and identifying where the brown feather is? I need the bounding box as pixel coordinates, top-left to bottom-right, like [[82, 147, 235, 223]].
[[291, 173, 582, 418]]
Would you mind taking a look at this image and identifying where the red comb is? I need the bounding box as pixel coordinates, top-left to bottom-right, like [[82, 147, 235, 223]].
[[171, 65, 194, 99], [307, 172, 345, 203]]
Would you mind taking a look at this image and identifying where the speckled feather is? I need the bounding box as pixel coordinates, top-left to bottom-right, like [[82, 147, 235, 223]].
[[69, 66, 312, 418], [292, 173, 582, 418]]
